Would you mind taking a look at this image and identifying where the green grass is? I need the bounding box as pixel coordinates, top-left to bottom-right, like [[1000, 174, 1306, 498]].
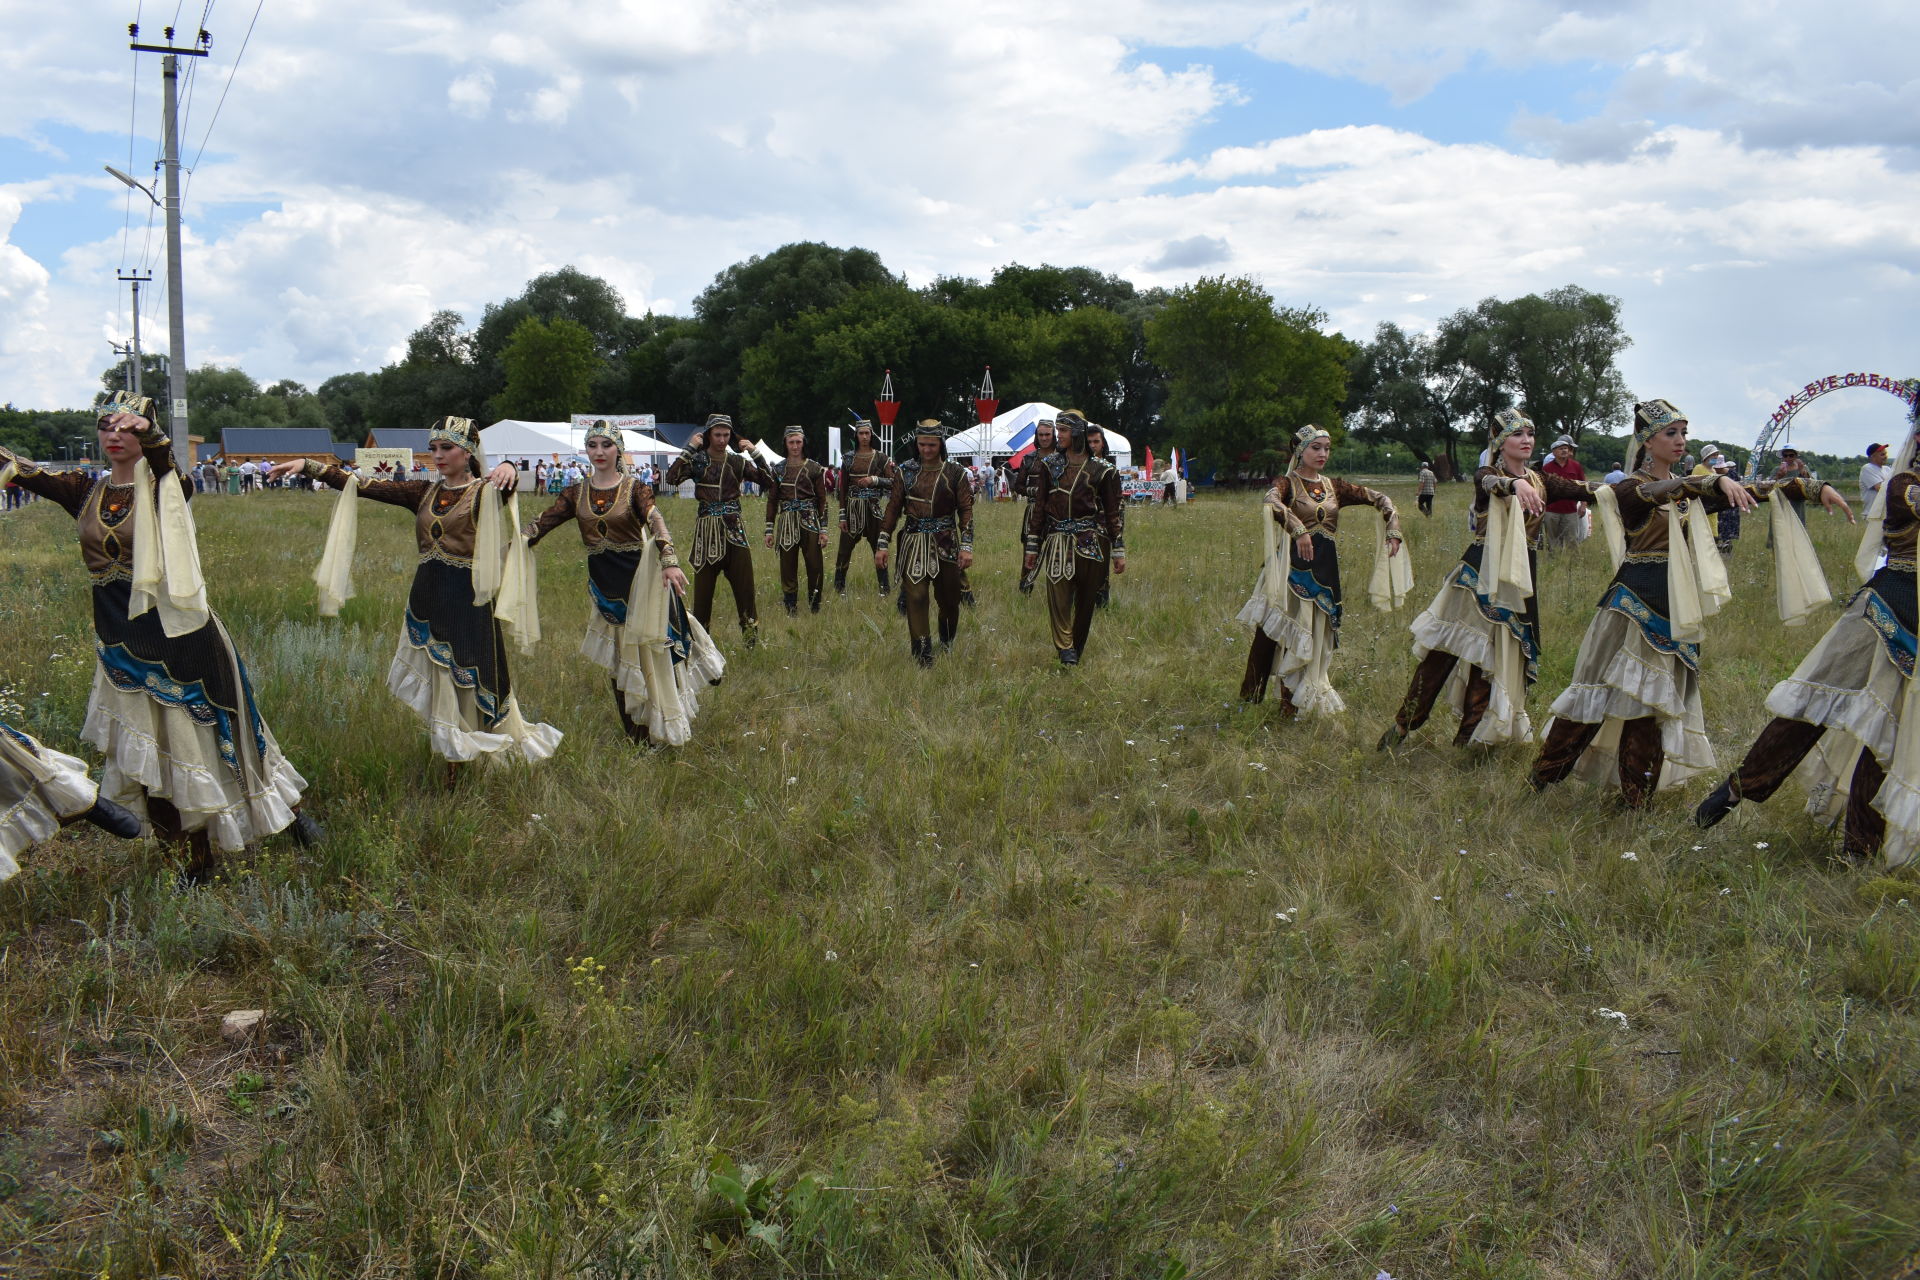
[[2, 482, 1916, 1278]]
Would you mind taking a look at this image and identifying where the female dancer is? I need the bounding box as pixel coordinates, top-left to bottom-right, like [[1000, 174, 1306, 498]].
[[271, 417, 559, 777], [1530, 399, 1848, 807], [524, 421, 722, 746], [1380, 409, 1595, 748], [1696, 395, 1916, 861], [0, 395, 314, 876], [1237, 424, 1408, 717]]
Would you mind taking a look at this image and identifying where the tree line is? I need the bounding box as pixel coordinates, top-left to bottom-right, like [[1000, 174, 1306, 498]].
[[24, 243, 1646, 478]]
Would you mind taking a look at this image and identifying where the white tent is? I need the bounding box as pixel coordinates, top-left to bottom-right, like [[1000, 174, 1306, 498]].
[[483, 420, 679, 460], [947, 402, 1133, 469]]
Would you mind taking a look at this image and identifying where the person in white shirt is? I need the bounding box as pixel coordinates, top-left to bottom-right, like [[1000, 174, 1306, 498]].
[[1860, 442, 1890, 510]]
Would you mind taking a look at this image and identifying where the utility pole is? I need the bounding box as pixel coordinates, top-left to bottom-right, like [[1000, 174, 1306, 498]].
[[117, 269, 151, 395], [122, 23, 210, 469]]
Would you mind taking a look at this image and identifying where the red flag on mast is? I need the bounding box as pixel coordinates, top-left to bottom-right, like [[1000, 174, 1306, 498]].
[[973, 365, 999, 427], [873, 368, 900, 428]]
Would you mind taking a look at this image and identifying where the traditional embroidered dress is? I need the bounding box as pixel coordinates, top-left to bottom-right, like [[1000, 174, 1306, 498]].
[[834, 428, 895, 594], [880, 425, 975, 665], [1024, 442, 1125, 663], [527, 471, 723, 746], [1237, 428, 1407, 716], [766, 444, 830, 614], [1532, 399, 1832, 807], [0, 723, 98, 878], [305, 446, 559, 765], [663, 425, 774, 645], [1699, 407, 1920, 862], [1, 420, 306, 852], [1388, 411, 1594, 746]]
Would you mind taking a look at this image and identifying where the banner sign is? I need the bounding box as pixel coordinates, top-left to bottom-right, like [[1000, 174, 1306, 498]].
[[1765, 373, 1917, 430], [354, 447, 416, 476], [570, 413, 656, 434]]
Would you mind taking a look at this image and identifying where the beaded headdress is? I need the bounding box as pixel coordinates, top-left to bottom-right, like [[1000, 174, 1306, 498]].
[[96, 391, 158, 422], [1629, 399, 1685, 470], [1489, 408, 1533, 451]]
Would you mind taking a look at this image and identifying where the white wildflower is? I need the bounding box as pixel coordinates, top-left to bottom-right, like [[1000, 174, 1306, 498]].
[[1594, 1007, 1630, 1029], [1620, 851, 1638, 861]]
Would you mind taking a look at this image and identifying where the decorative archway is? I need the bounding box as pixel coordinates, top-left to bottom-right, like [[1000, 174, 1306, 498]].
[[1744, 372, 1918, 481]]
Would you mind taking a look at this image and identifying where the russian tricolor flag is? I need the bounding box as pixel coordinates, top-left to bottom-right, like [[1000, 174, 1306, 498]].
[[1004, 420, 1038, 469]]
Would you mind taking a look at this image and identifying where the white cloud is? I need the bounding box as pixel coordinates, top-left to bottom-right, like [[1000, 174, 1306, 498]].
[[0, 1, 1915, 456], [447, 68, 494, 118]]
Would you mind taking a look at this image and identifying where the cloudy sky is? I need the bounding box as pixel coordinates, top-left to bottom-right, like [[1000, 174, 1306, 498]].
[[3, 0, 1917, 453]]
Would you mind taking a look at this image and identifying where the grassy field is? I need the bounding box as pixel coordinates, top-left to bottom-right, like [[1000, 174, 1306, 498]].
[[1, 478, 1916, 1279]]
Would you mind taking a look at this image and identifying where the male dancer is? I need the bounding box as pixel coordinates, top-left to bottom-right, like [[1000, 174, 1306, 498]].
[[877, 420, 975, 666], [833, 417, 895, 595], [765, 425, 830, 614], [665, 414, 773, 648], [1025, 410, 1125, 665]]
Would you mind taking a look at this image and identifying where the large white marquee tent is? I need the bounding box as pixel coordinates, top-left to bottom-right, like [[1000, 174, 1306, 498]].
[[481, 420, 679, 460], [947, 402, 1133, 469]]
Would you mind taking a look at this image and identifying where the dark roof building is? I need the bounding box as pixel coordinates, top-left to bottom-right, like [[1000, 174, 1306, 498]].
[[365, 428, 432, 454], [219, 427, 344, 460]]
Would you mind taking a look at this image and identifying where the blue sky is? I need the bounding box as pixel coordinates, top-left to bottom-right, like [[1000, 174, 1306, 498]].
[[2, 0, 1916, 458]]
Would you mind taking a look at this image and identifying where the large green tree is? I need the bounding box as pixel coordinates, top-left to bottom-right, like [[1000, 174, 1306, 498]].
[[1146, 276, 1351, 478], [471, 268, 632, 408], [491, 316, 599, 422], [1494, 285, 1632, 445], [1346, 322, 1477, 479], [676, 243, 901, 414], [368, 310, 487, 432]]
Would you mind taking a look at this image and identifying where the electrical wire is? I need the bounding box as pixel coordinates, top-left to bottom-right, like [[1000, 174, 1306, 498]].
[[185, 0, 262, 182]]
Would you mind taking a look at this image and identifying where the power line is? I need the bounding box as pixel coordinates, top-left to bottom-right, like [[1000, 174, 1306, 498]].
[[119, 48, 140, 269], [186, 0, 262, 179]]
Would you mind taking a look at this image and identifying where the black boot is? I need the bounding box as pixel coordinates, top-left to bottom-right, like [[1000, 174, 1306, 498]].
[[914, 637, 935, 668], [960, 589, 975, 608], [834, 569, 847, 595], [80, 794, 142, 839], [809, 588, 822, 614], [288, 808, 326, 848], [876, 567, 889, 594], [612, 679, 647, 745], [1694, 777, 1740, 829], [783, 592, 798, 617], [1057, 647, 1079, 667]]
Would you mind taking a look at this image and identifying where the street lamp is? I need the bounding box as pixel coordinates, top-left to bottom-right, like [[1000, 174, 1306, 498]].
[[104, 165, 160, 208]]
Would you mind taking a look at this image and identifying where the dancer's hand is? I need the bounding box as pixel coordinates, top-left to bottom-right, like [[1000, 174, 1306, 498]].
[[1719, 476, 1758, 512], [764, 533, 775, 548], [818, 532, 828, 548], [1515, 482, 1545, 516], [663, 566, 688, 597], [267, 459, 306, 482], [1387, 536, 1403, 557], [875, 549, 889, 569], [1295, 534, 1314, 561], [1113, 555, 1126, 575], [487, 462, 517, 491], [1821, 485, 1855, 525], [958, 550, 973, 570]]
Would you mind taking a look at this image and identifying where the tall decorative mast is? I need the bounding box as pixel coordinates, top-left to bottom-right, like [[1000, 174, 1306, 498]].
[[873, 368, 900, 457]]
